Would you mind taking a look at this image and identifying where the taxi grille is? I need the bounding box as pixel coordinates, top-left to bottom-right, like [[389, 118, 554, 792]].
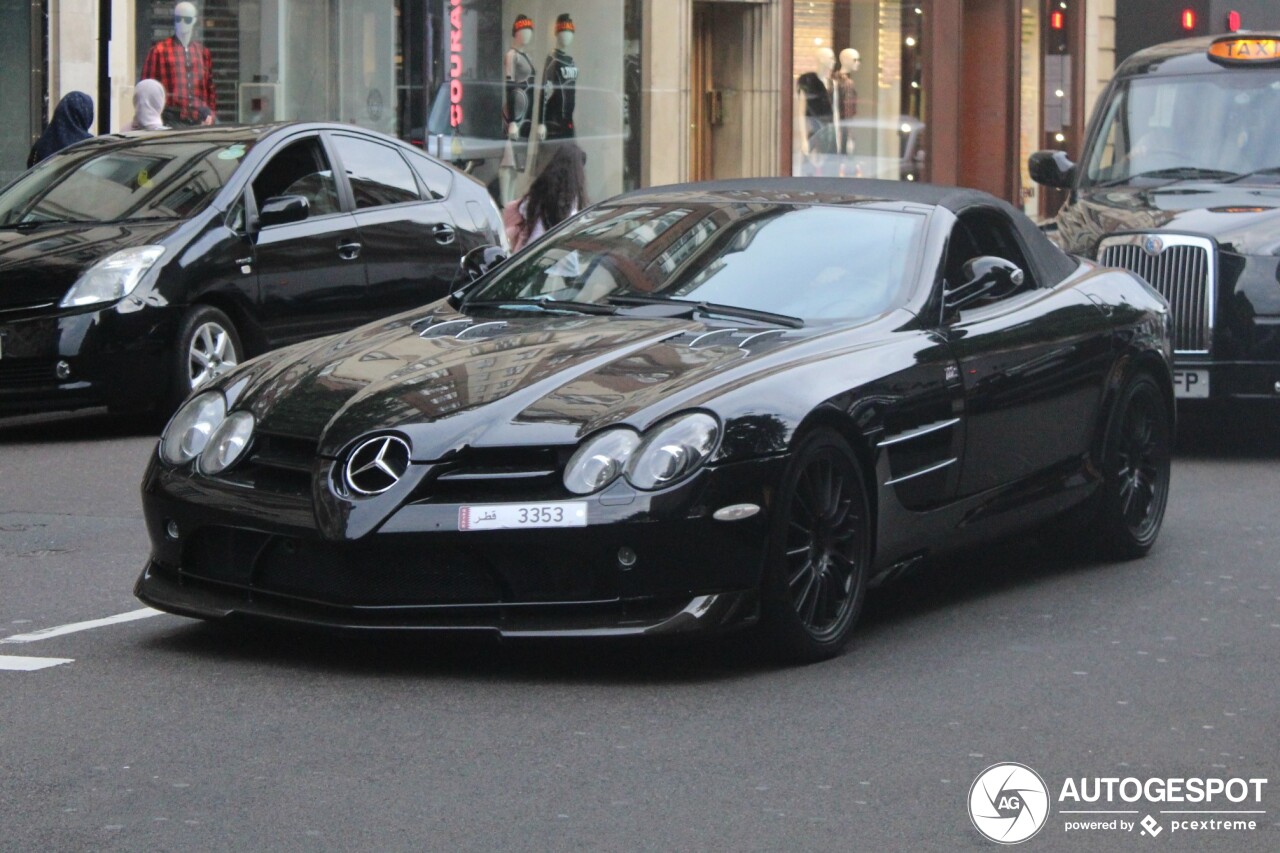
[[1098, 234, 1214, 353]]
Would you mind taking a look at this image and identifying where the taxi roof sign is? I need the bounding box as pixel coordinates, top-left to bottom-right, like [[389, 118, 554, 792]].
[[1208, 35, 1280, 65]]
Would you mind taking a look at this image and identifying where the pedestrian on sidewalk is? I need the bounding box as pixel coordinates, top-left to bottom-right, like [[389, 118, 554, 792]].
[[130, 80, 169, 131], [503, 141, 588, 252], [27, 91, 94, 168]]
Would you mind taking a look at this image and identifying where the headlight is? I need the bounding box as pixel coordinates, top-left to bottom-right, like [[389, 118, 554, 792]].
[[625, 412, 719, 490], [197, 411, 256, 475], [159, 391, 226, 466], [60, 245, 165, 308], [563, 429, 641, 494]]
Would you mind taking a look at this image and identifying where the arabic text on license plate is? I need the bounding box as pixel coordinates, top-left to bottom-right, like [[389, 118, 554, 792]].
[[1172, 369, 1209, 399], [458, 502, 588, 531]]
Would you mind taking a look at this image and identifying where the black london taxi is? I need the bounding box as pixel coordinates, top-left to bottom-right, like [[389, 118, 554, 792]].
[[1029, 33, 1280, 404]]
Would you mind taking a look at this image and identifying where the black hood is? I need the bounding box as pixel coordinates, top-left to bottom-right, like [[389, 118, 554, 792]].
[[228, 307, 818, 460], [0, 220, 179, 309], [1059, 181, 1280, 257]]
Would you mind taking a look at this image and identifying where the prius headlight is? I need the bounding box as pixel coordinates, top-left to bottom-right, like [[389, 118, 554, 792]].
[[160, 390, 226, 466], [60, 245, 165, 308], [563, 429, 641, 495], [625, 413, 720, 490], [197, 410, 256, 475]]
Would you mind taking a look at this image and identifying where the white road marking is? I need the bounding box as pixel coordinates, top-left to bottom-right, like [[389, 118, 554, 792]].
[[0, 655, 74, 671], [0, 608, 161, 644]]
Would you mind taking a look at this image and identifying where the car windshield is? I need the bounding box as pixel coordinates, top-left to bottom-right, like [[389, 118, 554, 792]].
[[1083, 69, 1280, 187], [0, 137, 254, 226], [465, 202, 924, 324]]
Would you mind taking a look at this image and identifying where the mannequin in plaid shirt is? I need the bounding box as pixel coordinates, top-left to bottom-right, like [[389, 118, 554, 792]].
[[142, 1, 216, 126]]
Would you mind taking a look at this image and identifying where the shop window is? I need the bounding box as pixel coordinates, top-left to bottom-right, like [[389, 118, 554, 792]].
[[332, 135, 421, 209]]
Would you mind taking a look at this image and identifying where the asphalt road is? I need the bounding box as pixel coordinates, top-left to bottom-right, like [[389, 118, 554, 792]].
[[1, 406, 1277, 852]]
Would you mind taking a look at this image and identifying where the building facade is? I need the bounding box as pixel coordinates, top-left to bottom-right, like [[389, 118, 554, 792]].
[[9, 0, 1133, 219]]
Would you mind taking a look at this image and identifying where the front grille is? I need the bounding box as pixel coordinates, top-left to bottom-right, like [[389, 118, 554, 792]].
[[215, 431, 318, 494], [0, 361, 55, 387], [1098, 234, 1214, 353]]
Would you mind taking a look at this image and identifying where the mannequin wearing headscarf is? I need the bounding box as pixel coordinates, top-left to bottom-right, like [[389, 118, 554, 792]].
[[131, 80, 169, 131], [27, 91, 94, 168]]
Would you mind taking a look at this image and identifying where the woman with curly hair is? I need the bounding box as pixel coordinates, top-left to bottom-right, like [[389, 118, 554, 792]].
[[503, 142, 588, 252]]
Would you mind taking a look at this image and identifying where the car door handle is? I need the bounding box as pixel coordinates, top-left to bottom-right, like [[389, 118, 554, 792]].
[[432, 223, 456, 245], [337, 241, 362, 261]]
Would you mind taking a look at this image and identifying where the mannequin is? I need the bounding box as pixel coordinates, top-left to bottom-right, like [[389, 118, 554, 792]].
[[795, 47, 836, 169], [835, 48, 860, 155], [142, 1, 216, 126], [538, 14, 579, 141], [500, 15, 537, 203]]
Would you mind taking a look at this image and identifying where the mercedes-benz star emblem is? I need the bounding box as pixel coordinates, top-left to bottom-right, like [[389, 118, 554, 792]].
[[343, 435, 411, 496]]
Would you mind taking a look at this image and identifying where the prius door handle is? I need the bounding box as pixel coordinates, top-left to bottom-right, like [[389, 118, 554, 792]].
[[432, 223, 456, 245], [337, 241, 362, 261]]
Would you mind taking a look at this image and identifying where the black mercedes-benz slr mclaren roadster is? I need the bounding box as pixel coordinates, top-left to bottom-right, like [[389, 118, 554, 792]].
[[136, 179, 1174, 662]]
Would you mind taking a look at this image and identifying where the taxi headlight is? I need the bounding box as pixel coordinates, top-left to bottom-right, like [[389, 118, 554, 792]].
[[625, 412, 720, 490], [159, 391, 226, 466], [563, 429, 641, 495], [197, 411, 256, 475]]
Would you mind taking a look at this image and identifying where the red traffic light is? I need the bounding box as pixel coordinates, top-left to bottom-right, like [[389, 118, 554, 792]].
[[1227, 11, 1242, 32], [1181, 9, 1197, 31], [1050, 10, 1065, 30]]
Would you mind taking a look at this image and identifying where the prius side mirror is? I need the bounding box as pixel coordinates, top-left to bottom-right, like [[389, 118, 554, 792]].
[[1028, 150, 1076, 189], [448, 245, 509, 307], [944, 256, 1025, 314], [258, 194, 310, 229]]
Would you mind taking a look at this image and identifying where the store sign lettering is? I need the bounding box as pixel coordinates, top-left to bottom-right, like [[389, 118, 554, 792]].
[[449, 0, 463, 127]]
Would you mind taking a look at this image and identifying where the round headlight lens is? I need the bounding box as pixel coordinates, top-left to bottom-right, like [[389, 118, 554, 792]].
[[197, 410, 256, 475], [563, 429, 641, 495], [625, 413, 720, 490], [160, 391, 226, 466]]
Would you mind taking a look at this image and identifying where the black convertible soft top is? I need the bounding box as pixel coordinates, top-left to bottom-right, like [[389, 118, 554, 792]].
[[615, 177, 1080, 288]]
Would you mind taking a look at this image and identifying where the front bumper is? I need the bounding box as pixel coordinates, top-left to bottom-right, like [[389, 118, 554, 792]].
[[0, 302, 174, 415]]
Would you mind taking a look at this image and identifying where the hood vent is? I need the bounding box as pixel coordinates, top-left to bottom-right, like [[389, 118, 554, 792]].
[[416, 318, 511, 341], [685, 328, 788, 351]]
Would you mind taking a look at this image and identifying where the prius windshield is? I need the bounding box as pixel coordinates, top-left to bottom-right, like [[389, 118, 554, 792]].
[[1083, 68, 1280, 186], [0, 137, 255, 226], [466, 203, 924, 324]]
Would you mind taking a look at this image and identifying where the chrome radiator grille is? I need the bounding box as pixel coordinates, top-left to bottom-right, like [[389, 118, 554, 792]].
[[1097, 234, 1214, 353]]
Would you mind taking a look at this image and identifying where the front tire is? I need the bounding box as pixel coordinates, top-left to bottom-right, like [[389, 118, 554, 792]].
[[759, 428, 872, 663], [1092, 372, 1172, 559], [171, 306, 243, 411]]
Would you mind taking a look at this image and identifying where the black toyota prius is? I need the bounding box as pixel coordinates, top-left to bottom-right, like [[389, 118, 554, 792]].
[[0, 122, 504, 420]]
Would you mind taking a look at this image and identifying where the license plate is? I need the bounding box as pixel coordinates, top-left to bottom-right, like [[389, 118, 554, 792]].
[[458, 501, 587, 531], [1173, 369, 1209, 398]]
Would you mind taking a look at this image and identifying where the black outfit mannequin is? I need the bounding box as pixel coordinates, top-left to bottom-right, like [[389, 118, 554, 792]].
[[538, 14, 578, 141]]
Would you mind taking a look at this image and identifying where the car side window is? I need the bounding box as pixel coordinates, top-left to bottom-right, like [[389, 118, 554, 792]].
[[332, 136, 422, 209], [252, 136, 340, 220], [405, 151, 453, 200]]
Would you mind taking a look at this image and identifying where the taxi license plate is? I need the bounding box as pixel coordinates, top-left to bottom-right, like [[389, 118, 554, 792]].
[[458, 502, 587, 531], [1173, 369, 1209, 399]]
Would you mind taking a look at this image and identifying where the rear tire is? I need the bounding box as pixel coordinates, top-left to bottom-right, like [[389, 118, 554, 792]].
[[1091, 372, 1172, 559], [170, 306, 243, 412], [759, 428, 871, 663]]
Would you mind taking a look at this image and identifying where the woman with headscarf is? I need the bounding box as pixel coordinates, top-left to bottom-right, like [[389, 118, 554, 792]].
[[130, 79, 168, 131], [26, 91, 94, 168]]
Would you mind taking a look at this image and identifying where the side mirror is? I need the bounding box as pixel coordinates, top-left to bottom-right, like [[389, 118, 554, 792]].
[[448, 245, 509, 306], [258, 194, 310, 228], [944, 256, 1025, 313], [1028, 150, 1076, 189]]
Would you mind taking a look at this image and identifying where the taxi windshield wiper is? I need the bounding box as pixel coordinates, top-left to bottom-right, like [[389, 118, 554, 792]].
[[1224, 166, 1280, 183], [463, 297, 617, 316], [608, 294, 804, 328], [1096, 166, 1240, 187]]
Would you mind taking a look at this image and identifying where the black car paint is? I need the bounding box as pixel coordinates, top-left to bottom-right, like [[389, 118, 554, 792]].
[[0, 123, 502, 416], [135, 181, 1172, 638], [1042, 35, 1280, 402]]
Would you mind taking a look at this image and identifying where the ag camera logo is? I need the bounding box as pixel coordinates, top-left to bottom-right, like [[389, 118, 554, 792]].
[[969, 762, 1051, 844]]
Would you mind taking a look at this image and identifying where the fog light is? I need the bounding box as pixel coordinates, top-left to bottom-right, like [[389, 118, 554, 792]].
[[165, 520, 180, 540], [617, 546, 637, 569], [55, 361, 71, 380]]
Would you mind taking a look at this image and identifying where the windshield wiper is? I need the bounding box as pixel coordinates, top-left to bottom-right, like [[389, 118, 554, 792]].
[[1095, 166, 1240, 187], [607, 294, 804, 328], [1224, 166, 1280, 184], [462, 297, 618, 316], [0, 217, 81, 231]]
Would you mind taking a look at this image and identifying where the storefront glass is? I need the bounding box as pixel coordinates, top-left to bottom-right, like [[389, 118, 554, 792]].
[[135, 0, 640, 207], [791, 1, 927, 182]]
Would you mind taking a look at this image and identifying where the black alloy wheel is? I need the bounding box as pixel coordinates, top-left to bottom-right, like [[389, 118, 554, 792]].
[[1093, 373, 1172, 559], [761, 428, 871, 662]]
